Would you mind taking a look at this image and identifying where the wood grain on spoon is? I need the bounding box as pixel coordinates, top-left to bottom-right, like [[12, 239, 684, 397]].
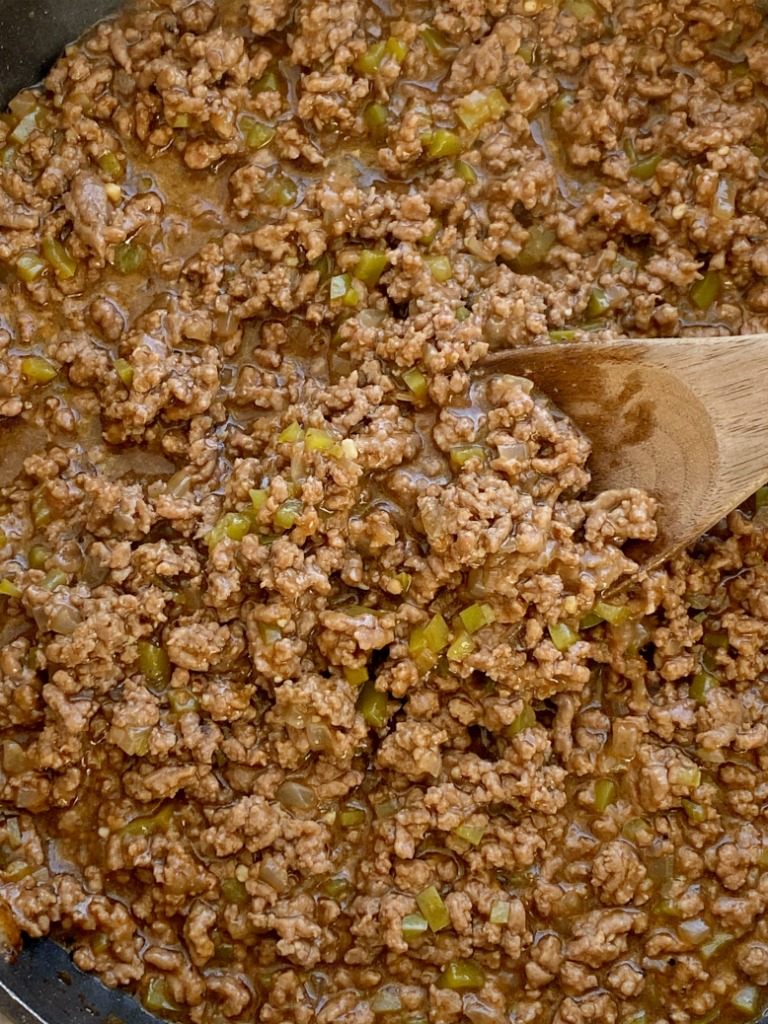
[[484, 334, 768, 573]]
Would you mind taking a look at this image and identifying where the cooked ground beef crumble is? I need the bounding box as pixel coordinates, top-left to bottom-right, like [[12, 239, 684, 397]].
[[1, 1, 768, 1023]]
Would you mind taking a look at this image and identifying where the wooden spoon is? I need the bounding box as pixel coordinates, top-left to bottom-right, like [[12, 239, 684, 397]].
[[485, 334, 768, 574]]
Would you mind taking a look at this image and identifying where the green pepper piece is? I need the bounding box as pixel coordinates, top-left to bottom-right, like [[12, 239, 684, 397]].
[[357, 680, 389, 727], [437, 961, 486, 991], [415, 885, 450, 932], [593, 777, 618, 811], [0, 579, 21, 598], [355, 40, 387, 76], [507, 703, 536, 736], [114, 241, 148, 275], [138, 640, 171, 689], [42, 237, 77, 279], [354, 249, 388, 286], [402, 368, 428, 400], [548, 622, 579, 651], [690, 670, 718, 704], [401, 913, 428, 942], [630, 152, 664, 181], [20, 356, 57, 384], [586, 286, 611, 319], [114, 358, 134, 387], [424, 254, 452, 281], [273, 498, 304, 530], [690, 270, 721, 310], [452, 823, 485, 845], [16, 252, 47, 282], [424, 129, 463, 159]]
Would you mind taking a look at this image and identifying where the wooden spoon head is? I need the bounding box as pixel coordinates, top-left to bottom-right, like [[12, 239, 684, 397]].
[[482, 341, 720, 573]]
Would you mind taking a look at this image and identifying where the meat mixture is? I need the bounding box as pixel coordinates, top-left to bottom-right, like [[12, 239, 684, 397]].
[[1, 0, 768, 1022]]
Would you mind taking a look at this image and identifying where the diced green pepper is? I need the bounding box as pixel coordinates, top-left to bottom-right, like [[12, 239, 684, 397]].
[[507, 703, 536, 736], [20, 356, 57, 384], [278, 420, 304, 443], [630, 152, 664, 181], [138, 640, 171, 689], [355, 40, 387, 76], [114, 241, 148, 275], [437, 961, 486, 991], [114, 358, 134, 387], [415, 885, 450, 932], [97, 151, 124, 180], [113, 725, 152, 757], [42, 236, 77, 279], [31, 491, 51, 528], [410, 614, 450, 668], [27, 545, 50, 570], [144, 977, 182, 1015], [562, 0, 599, 18], [0, 579, 21, 598], [364, 102, 389, 133], [273, 498, 304, 530], [250, 488, 268, 511], [344, 664, 369, 686], [579, 612, 603, 630], [221, 877, 248, 904], [586, 286, 611, 320], [10, 109, 40, 145], [323, 875, 351, 899], [424, 129, 463, 159], [354, 249, 388, 286], [40, 568, 67, 592], [690, 270, 721, 311], [261, 174, 298, 207], [16, 252, 46, 282], [374, 797, 399, 819], [450, 444, 488, 467], [460, 603, 495, 634], [452, 823, 485, 845], [510, 225, 556, 273], [392, 571, 412, 594], [455, 159, 477, 184], [690, 670, 718, 704], [424, 254, 452, 281], [239, 116, 275, 150], [420, 26, 458, 60], [446, 632, 475, 661], [357, 680, 389, 728], [402, 367, 428, 400], [592, 600, 631, 626], [385, 37, 408, 62], [252, 68, 281, 93], [456, 88, 509, 131], [593, 777, 618, 812], [339, 807, 366, 827], [548, 622, 579, 652], [402, 913, 429, 942], [208, 511, 253, 547], [305, 427, 335, 451], [682, 798, 707, 823]]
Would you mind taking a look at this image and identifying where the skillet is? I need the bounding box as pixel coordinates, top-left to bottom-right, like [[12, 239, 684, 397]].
[[2, 4, 768, 1024]]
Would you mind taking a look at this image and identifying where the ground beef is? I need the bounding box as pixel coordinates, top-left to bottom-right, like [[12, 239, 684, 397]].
[[0, 1, 768, 1024]]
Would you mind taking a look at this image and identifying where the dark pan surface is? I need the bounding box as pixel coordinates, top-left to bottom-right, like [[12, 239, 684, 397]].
[[0, 938, 161, 1024], [0, 0, 121, 108]]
